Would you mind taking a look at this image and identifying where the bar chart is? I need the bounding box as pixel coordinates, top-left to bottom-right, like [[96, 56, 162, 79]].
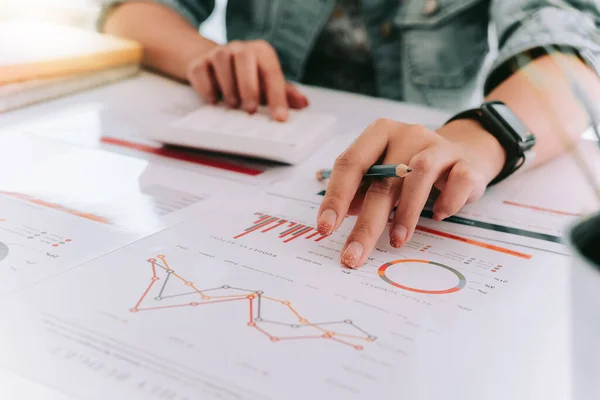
[[234, 212, 329, 243]]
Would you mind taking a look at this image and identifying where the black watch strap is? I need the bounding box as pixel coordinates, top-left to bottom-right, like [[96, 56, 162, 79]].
[[446, 101, 536, 185]]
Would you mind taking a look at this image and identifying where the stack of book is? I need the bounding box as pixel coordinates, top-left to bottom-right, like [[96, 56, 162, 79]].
[[0, 21, 143, 113]]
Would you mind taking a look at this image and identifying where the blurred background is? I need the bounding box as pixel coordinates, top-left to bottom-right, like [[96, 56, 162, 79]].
[[0, 0, 227, 43]]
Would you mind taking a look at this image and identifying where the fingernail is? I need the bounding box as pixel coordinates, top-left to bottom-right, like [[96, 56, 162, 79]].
[[341, 241, 363, 269], [390, 225, 407, 248], [227, 98, 239, 108], [273, 106, 288, 121], [433, 212, 447, 221], [244, 101, 257, 113], [317, 209, 337, 235], [206, 96, 216, 104]]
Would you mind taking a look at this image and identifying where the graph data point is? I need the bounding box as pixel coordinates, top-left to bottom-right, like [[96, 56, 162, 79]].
[[133, 254, 377, 351]]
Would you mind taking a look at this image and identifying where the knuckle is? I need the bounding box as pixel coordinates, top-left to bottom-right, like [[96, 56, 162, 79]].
[[373, 118, 397, 130], [351, 222, 376, 241], [453, 166, 477, 185], [188, 59, 208, 76], [405, 124, 431, 137], [333, 153, 360, 172], [367, 179, 396, 198], [410, 155, 435, 175], [253, 39, 274, 52], [214, 47, 231, 61], [229, 41, 251, 58]]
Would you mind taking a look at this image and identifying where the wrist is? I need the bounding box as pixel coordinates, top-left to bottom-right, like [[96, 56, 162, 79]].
[[437, 119, 506, 184]]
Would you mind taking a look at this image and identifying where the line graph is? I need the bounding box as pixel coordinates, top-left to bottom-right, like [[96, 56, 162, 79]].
[[131, 255, 376, 350], [234, 213, 330, 243]]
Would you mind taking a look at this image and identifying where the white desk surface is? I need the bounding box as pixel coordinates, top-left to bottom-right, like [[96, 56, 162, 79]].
[[0, 71, 571, 399]]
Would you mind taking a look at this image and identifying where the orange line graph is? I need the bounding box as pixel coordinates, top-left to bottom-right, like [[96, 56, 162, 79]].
[[415, 226, 532, 260], [131, 255, 376, 350], [502, 200, 583, 217], [0, 190, 111, 224]]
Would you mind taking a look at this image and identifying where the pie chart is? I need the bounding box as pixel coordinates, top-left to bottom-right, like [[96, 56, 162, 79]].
[[378, 259, 467, 294]]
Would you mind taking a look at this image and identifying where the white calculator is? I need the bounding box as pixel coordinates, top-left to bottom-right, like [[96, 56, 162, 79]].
[[140, 105, 337, 164]]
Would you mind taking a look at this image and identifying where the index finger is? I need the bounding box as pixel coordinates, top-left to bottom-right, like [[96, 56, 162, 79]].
[[256, 45, 288, 121], [317, 119, 395, 235]]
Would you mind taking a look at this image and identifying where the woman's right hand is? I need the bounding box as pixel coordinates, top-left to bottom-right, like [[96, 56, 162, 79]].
[[186, 40, 309, 121]]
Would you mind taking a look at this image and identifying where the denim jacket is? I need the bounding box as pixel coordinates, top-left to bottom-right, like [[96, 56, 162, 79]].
[[102, 0, 600, 111]]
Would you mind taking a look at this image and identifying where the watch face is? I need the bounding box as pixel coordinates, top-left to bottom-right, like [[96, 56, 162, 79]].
[[487, 103, 531, 142]]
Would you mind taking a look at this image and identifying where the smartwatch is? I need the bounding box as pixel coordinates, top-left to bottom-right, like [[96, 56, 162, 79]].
[[446, 101, 536, 185]]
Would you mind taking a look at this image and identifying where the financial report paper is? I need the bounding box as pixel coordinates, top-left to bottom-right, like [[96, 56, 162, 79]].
[[0, 191, 557, 400]]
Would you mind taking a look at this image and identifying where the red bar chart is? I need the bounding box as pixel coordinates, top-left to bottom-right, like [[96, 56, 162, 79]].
[[234, 213, 329, 243]]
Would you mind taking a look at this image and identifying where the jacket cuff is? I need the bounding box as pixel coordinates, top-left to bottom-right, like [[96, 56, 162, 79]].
[[486, 7, 600, 93], [97, 0, 206, 32]]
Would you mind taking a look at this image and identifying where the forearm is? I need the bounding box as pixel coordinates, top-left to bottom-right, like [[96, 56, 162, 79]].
[[103, 2, 217, 80], [439, 54, 600, 183], [486, 53, 600, 166]]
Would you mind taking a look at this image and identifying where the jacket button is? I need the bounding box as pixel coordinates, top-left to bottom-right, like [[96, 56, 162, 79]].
[[424, 0, 439, 15], [381, 22, 393, 38]]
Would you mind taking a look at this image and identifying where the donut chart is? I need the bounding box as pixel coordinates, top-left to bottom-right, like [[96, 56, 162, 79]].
[[378, 259, 466, 294], [0, 241, 8, 264]]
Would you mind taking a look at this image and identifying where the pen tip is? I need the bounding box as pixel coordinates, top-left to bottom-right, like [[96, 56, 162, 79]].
[[406, 167, 412, 172]]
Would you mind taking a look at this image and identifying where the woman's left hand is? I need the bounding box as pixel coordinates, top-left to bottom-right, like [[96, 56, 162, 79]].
[[316, 118, 506, 268]]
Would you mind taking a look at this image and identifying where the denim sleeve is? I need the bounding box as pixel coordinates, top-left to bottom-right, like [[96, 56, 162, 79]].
[[98, 0, 215, 30], [489, 1, 600, 85]]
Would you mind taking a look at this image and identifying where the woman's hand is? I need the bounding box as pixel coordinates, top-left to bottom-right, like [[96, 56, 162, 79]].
[[186, 40, 309, 121], [316, 118, 506, 268]]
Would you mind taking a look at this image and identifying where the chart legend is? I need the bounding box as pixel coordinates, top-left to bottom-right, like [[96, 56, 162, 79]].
[[234, 212, 329, 243]]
